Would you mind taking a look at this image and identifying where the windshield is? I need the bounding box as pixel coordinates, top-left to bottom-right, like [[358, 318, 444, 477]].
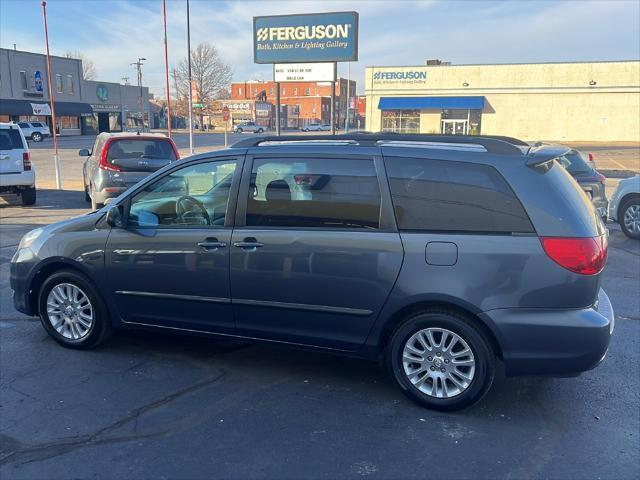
[[557, 151, 593, 176]]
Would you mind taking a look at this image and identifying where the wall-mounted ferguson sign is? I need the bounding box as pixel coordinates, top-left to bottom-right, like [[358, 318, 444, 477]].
[[372, 68, 429, 85], [253, 11, 358, 64]]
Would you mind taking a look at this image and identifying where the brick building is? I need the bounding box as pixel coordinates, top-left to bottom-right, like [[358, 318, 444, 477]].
[[231, 78, 356, 129]]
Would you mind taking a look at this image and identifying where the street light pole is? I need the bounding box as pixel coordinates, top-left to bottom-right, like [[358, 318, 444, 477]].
[[186, 0, 194, 154], [345, 62, 351, 133], [130, 57, 146, 131], [41, 1, 61, 190]]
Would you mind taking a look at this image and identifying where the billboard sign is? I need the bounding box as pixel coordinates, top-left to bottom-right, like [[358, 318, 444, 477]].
[[254, 11, 358, 64], [274, 63, 335, 82]]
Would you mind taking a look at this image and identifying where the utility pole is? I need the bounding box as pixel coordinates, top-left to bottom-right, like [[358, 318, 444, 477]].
[[186, 0, 194, 154], [162, 0, 172, 138], [130, 57, 146, 130], [41, 0, 61, 190]]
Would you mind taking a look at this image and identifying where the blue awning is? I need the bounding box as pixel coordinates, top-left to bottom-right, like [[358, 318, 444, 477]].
[[378, 96, 485, 110]]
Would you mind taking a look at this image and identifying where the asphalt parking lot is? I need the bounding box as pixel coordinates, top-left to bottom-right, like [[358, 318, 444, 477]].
[[0, 138, 639, 479]]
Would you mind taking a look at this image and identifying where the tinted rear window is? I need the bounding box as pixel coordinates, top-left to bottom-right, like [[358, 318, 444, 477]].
[[557, 151, 592, 176], [32, 122, 44, 128], [246, 157, 381, 229], [107, 139, 176, 161], [384, 157, 534, 233], [0, 129, 25, 150]]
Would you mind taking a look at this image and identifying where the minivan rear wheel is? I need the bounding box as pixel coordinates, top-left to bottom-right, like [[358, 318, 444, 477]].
[[387, 310, 495, 411], [38, 270, 112, 349]]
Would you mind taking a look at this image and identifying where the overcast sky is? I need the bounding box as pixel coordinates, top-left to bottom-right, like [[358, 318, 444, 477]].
[[1, 0, 639, 96]]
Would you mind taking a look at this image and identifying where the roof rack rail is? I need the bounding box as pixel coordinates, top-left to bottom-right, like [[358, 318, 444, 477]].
[[231, 134, 525, 155]]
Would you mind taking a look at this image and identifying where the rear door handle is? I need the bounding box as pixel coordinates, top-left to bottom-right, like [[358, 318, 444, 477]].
[[233, 238, 264, 250], [197, 238, 227, 251]]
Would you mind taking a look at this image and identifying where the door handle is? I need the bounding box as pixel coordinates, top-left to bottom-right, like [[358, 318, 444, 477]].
[[233, 238, 264, 250], [197, 238, 227, 250]]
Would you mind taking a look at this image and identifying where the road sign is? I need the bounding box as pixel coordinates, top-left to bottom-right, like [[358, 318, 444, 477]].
[[192, 103, 204, 108], [222, 105, 230, 121], [253, 11, 358, 64]]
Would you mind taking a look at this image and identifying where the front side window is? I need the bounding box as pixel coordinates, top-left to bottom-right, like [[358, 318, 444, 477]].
[[129, 159, 237, 228], [246, 158, 381, 229], [385, 157, 534, 233]]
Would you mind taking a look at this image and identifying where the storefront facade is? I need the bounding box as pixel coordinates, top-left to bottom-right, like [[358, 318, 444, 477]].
[[82, 80, 150, 134], [0, 48, 90, 135], [365, 61, 640, 141]]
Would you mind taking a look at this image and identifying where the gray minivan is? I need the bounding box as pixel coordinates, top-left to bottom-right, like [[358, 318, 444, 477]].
[[11, 134, 614, 411]]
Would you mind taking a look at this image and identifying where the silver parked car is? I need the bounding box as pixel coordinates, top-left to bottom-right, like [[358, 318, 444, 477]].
[[234, 122, 265, 134], [16, 121, 50, 142], [303, 123, 330, 132], [81, 132, 179, 210], [609, 175, 640, 239]]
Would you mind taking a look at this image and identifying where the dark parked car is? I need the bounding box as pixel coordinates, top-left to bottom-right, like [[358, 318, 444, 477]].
[[11, 134, 613, 411], [556, 149, 608, 220], [81, 132, 180, 210]]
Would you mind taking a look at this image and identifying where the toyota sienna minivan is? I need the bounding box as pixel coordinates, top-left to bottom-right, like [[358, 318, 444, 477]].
[[11, 134, 614, 411]]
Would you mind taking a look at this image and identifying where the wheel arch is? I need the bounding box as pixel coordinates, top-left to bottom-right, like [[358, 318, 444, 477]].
[[28, 258, 99, 316], [375, 299, 504, 361], [617, 192, 640, 224]]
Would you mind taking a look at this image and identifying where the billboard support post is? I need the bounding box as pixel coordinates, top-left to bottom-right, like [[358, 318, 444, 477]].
[[330, 62, 336, 135], [345, 62, 351, 133]]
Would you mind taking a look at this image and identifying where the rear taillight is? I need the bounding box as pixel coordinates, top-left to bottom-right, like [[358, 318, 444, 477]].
[[99, 139, 121, 172], [170, 141, 180, 160], [22, 152, 31, 171], [588, 153, 595, 163], [540, 236, 608, 275]]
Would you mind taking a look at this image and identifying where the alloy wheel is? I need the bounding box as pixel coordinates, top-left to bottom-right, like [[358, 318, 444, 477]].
[[46, 283, 94, 340], [623, 204, 640, 234], [402, 327, 476, 398]]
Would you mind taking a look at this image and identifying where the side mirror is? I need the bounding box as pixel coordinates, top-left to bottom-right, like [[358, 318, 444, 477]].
[[106, 205, 124, 228], [78, 148, 91, 157]]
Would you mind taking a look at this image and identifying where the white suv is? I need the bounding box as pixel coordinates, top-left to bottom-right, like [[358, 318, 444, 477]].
[[0, 123, 36, 205], [16, 121, 50, 142]]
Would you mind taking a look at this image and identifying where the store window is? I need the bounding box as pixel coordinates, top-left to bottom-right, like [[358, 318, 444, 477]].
[[20, 71, 28, 90], [281, 87, 286, 96], [269, 87, 274, 96], [305, 88, 310, 96], [66, 75, 73, 94], [58, 116, 79, 130], [55, 74, 63, 94], [237, 87, 242, 96], [381, 110, 420, 134], [294, 87, 298, 96]]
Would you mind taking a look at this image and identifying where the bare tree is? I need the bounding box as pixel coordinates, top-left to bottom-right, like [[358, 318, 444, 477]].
[[173, 43, 232, 124], [65, 51, 96, 80]]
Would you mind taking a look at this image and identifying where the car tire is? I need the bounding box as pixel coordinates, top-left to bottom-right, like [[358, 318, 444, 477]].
[[387, 310, 495, 411], [89, 186, 103, 210], [21, 186, 36, 206], [257, 128, 264, 134], [619, 196, 640, 239], [84, 184, 91, 203], [38, 270, 112, 349], [236, 128, 243, 134], [31, 132, 43, 142]]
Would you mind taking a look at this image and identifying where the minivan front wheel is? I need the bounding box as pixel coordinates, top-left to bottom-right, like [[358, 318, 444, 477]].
[[388, 311, 495, 411], [31, 132, 43, 142], [38, 270, 112, 349]]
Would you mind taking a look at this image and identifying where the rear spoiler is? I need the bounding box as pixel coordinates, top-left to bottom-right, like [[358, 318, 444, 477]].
[[525, 145, 571, 168]]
